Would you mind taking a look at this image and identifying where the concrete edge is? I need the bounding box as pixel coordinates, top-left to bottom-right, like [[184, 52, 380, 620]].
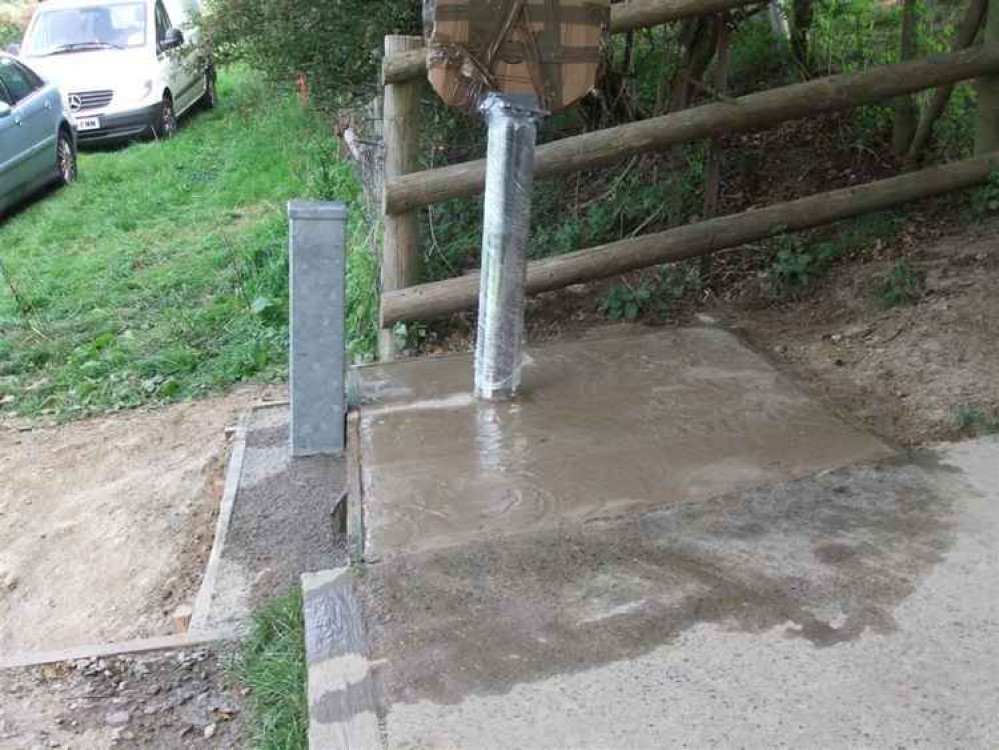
[[301, 568, 383, 750], [189, 410, 251, 635], [0, 629, 242, 671], [346, 410, 366, 563]]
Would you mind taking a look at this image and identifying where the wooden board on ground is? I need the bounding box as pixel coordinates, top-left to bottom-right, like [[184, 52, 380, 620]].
[[426, 0, 610, 113]]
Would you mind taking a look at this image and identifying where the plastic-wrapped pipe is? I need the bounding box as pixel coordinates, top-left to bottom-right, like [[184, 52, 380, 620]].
[[474, 94, 542, 401]]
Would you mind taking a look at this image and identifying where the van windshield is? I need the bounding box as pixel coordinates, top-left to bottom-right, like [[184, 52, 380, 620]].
[[24, 3, 147, 56]]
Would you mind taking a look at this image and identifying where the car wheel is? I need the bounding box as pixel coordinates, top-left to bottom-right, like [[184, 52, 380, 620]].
[[154, 95, 178, 139], [201, 69, 217, 110], [56, 131, 77, 185]]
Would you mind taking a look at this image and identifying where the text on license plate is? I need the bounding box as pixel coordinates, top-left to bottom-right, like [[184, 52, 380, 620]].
[[75, 116, 101, 131]]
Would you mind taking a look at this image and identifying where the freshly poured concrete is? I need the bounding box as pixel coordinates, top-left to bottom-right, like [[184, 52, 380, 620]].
[[316, 439, 999, 749], [355, 327, 889, 557]]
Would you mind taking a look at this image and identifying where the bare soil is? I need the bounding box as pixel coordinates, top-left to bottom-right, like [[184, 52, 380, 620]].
[[727, 215, 999, 447], [0, 648, 243, 749], [0, 387, 276, 656]]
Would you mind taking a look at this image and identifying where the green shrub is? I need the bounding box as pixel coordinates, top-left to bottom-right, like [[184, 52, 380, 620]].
[[0, 19, 20, 48], [198, 0, 421, 107], [769, 235, 839, 287], [877, 259, 921, 308]]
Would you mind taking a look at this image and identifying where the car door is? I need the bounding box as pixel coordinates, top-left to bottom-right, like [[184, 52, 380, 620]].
[[163, 0, 203, 111], [0, 58, 54, 194], [154, 1, 195, 112], [0, 80, 23, 204]]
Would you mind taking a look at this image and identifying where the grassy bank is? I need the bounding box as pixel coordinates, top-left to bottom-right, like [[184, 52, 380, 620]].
[[0, 68, 377, 420], [228, 588, 309, 750]]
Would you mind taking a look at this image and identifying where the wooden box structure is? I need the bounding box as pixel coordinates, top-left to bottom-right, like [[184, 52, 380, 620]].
[[425, 0, 610, 114]]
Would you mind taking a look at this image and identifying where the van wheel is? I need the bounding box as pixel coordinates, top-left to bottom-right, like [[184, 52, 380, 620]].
[[154, 95, 178, 139], [201, 70, 217, 110], [56, 131, 77, 185]]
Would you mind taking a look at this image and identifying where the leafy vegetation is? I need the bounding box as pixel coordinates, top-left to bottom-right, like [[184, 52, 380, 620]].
[[0, 18, 19, 47], [877, 259, 922, 308], [956, 407, 999, 436], [972, 170, 999, 215], [197, 0, 420, 107], [228, 588, 308, 750], [600, 266, 695, 321], [0, 68, 377, 420], [415, 0, 974, 308]]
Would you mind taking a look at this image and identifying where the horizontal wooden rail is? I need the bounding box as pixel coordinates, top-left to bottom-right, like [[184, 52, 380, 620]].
[[384, 45, 999, 215], [380, 152, 999, 325], [382, 0, 759, 85]]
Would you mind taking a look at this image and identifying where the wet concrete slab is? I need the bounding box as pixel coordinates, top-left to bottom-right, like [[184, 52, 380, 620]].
[[354, 326, 890, 558], [311, 439, 999, 749]]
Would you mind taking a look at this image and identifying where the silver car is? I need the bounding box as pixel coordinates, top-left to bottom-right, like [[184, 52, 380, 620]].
[[0, 53, 78, 216]]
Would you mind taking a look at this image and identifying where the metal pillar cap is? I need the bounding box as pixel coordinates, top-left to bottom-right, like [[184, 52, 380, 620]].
[[288, 200, 349, 221]]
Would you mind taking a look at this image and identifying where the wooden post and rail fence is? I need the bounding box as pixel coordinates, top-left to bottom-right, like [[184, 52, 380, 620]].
[[376, 0, 999, 352]]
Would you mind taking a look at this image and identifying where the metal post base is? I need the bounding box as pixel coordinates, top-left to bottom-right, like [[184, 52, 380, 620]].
[[474, 94, 542, 401]]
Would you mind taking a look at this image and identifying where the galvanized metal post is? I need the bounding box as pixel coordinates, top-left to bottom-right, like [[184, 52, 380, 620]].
[[289, 200, 348, 457], [474, 95, 541, 401]]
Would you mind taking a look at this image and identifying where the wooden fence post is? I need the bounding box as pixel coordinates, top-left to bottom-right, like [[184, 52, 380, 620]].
[[380, 35, 422, 361], [978, 0, 999, 153]]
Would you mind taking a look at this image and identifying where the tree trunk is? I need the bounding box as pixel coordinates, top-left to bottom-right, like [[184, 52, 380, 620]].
[[905, 0, 988, 168], [701, 17, 731, 281], [977, 0, 999, 154], [667, 16, 721, 225], [893, 0, 920, 156], [790, 0, 813, 70]]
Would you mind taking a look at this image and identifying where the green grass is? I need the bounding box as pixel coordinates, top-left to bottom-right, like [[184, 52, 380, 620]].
[[228, 588, 309, 750], [0, 67, 378, 420]]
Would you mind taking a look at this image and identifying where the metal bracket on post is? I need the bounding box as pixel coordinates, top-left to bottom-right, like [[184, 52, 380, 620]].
[[474, 94, 544, 401], [289, 200, 348, 457]]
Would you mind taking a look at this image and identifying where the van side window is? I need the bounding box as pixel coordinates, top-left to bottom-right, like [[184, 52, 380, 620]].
[[0, 58, 42, 104], [155, 1, 172, 46]]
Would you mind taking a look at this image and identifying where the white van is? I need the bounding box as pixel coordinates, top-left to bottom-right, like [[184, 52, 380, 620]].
[[16, 0, 214, 143]]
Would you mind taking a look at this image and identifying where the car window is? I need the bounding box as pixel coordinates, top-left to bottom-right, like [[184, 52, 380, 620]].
[[0, 58, 42, 104], [0, 79, 12, 106], [155, 2, 172, 44], [23, 3, 147, 56]]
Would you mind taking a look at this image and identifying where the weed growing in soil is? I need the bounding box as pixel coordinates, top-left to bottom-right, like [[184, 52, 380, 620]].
[[768, 234, 839, 288], [228, 588, 308, 750], [956, 407, 999, 436], [600, 266, 693, 321], [877, 259, 921, 308], [972, 171, 999, 216]]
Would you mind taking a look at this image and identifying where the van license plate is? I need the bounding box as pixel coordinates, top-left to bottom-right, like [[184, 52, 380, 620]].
[[75, 116, 101, 131]]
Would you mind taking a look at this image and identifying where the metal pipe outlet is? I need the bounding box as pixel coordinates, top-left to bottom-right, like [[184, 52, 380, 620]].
[[474, 94, 542, 401]]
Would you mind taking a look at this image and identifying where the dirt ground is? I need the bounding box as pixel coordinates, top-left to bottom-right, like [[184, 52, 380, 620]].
[[0, 387, 275, 656], [727, 214, 999, 447], [0, 647, 243, 749]]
